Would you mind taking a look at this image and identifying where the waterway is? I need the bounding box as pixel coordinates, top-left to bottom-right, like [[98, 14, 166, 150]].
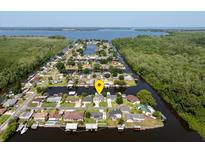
[[2, 28, 202, 141]]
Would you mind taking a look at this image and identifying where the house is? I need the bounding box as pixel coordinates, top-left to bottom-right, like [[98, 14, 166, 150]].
[[118, 105, 130, 113], [106, 95, 117, 107], [32, 96, 46, 104], [137, 104, 152, 115], [91, 112, 103, 120], [64, 111, 84, 121], [109, 109, 122, 120], [82, 95, 92, 105], [0, 108, 7, 115], [33, 112, 48, 121], [3, 99, 18, 107], [19, 110, 34, 120], [126, 114, 145, 122], [48, 110, 61, 121], [126, 95, 140, 104], [47, 96, 62, 103], [107, 95, 117, 103], [93, 95, 104, 107], [66, 97, 80, 104]]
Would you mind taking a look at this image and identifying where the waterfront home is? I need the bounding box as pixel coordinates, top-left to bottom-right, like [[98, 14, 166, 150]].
[[93, 95, 104, 107], [19, 110, 34, 120], [66, 97, 80, 104], [48, 110, 61, 121], [126, 95, 140, 104], [91, 112, 103, 120], [137, 104, 152, 115], [3, 98, 18, 107], [0, 108, 7, 115], [118, 105, 130, 114], [33, 112, 48, 122], [47, 96, 62, 103], [107, 95, 117, 107], [82, 95, 93, 106], [64, 111, 84, 121], [126, 114, 145, 122], [109, 109, 122, 120]]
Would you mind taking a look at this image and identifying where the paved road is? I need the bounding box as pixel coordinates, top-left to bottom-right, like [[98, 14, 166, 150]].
[[0, 92, 36, 132]]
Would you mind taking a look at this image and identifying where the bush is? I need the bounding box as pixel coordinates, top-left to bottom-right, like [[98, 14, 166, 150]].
[[137, 89, 157, 107], [104, 73, 111, 78], [119, 75, 124, 80], [116, 95, 123, 104], [85, 112, 91, 118]]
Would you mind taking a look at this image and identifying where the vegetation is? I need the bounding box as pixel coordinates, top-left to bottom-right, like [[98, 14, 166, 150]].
[[0, 37, 69, 93], [99, 101, 108, 107], [137, 89, 157, 107], [56, 61, 66, 73], [0, 120, 17, 141], [112, 32, 205, 138], [0, 115, 10, 125], [116, 94, 123, 104]]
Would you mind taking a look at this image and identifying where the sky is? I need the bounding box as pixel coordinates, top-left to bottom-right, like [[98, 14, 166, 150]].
[[1, 11, 205, 27]]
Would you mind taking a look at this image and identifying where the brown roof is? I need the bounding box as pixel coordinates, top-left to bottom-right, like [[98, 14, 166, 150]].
[[64, 111, 84, 120], [0, 108, 6, 115], [126, 95, 140, 103], [34, 112, 48, 118], [49, 111, 61, 119]]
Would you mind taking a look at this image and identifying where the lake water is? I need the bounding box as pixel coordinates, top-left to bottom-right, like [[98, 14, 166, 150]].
[[1, 28, 202, 141]]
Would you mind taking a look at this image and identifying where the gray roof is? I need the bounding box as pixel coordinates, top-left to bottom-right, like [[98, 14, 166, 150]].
[[109, 109, 121, 117], [93, 95, 104, 102], [119, 105, 130, 112], [107, 95, 117, 101], [3, 99, 18, 107], [82, 95, 93, 102], [47, 96, 62, 103], [91, 112, 103, 119], [126, 114, 145, 121]]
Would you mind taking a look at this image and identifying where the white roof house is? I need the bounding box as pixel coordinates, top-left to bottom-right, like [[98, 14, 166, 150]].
[[19, 110, 34, 120], [47, 96, 62, 103], [3, 99, 18, 107]]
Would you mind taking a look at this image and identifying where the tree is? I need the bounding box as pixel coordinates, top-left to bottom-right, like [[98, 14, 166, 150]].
[[118, 118, 124, 125], [104, 73, 111, 78], [83, 68, 90, 74], [119, 75, 124, 80], [12, 81, 22, 94], [56, 61, 65, 73], [77, 63, 83, 71], [137, 89, 157, 107], [116, 95, 123, 104], [93, 63, 101, 72], [85, 112, 91, 118], [153, 111, 162, 119]]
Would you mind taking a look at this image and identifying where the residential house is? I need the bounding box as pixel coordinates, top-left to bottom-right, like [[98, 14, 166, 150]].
[[33, 112, 48, 121], [126, 114, 145, 122], [93, 94, 104, 107], [137, 104, 152, 115], [64, 111, 84, 121], [82, 95, 92, 106], [66, 97, 80, 104], [109, 109, 122, 120], [48, 110, 61, 121], [118, 105, 130, 114], [3, 99, 18, 107], [106, 95, 117, 107], [126, 95, 140, 104], [19, 110, 34, 120], [47, 96, 62, 103], [32, 96, 46, 105], [91, 112, 103, 120]]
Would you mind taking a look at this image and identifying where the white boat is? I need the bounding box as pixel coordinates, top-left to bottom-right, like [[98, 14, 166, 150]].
[[20, 126, 28, 134], [31, 123, 38, 129], [16, 124, 24, 132]]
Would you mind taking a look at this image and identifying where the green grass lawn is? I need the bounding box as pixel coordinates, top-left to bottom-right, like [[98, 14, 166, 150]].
[[0, 115, 10, 125], [60, 102, 75, 108], [125, 80, 137, 86], [99, 101, 108, 107], [41, 102, 56, 108]]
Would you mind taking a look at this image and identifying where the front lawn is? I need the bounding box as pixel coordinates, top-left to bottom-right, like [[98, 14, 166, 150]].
[[61, 102, 75, 107], [99, 101, 108, 107], [41, 102, 56, 107]]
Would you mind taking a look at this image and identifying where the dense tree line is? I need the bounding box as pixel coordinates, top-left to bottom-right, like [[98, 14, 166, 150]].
[[0, 37, 69, 94], [112, 32, 205, 138]]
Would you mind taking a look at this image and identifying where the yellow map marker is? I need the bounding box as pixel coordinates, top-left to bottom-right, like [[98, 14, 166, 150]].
[[94, 80, 104, 94]]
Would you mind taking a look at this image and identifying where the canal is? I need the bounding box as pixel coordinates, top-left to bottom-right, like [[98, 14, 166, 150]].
[[4, 28, 203, 141]]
